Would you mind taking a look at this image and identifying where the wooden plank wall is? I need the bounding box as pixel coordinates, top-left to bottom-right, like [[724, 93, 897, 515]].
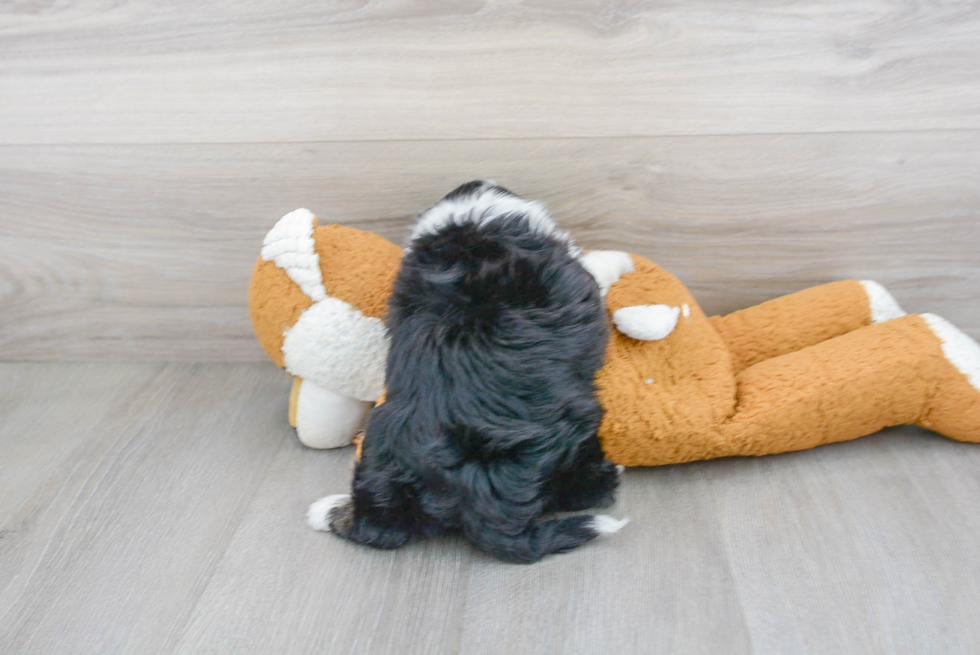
[[1, 1, 978, 360]]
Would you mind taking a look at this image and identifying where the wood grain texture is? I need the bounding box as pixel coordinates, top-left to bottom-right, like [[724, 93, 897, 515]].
[[2, 132, 979, 360], [0, 362, 291, 654], [174, 432, 484, 655], [4, 363, 980, 653], [710, 429, 980, 654], [2, 0, 980, 143], [175, 433, 753, 655]]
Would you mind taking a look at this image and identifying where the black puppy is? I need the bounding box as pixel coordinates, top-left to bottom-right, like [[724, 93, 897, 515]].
[[308, 181, 627, 563]]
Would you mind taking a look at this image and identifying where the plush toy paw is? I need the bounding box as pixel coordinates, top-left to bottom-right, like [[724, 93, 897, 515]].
[[922, 314, 980, 393], [860, 280, 906, 324], [915, 313, 980, 444], [290, 378, 372, 449], [613, 304, 681, 340]]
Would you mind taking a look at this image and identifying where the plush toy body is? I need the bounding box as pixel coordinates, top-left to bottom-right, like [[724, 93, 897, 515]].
[[597, 259, 980, 465], [249, 210, 980, 465]]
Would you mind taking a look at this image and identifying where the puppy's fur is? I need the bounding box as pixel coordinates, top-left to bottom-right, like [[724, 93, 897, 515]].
[[310, 181, 626, 563]]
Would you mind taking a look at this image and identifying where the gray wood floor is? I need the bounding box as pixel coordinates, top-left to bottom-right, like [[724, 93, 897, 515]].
[[3, 362, 979, 654]]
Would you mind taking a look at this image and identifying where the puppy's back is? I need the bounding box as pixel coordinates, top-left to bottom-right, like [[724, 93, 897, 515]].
[[368, 184, 615, 562]]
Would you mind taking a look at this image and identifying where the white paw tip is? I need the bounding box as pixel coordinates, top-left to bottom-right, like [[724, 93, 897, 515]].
[[616, 465, 626, 475], [591, 515, 630, 535], [922, 313, 980, 393], [860, 280, 906, 324], [307, 494, 350, 532]]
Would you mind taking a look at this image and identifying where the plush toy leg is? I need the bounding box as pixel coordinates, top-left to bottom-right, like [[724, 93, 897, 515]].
[[709, 280, 905, 372], [713, 313, 980, 459], [288, 377, 372, 449], [916, 314, 980, 443]]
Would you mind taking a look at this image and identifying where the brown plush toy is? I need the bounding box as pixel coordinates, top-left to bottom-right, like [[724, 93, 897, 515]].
[[249, 209, 980, 466]]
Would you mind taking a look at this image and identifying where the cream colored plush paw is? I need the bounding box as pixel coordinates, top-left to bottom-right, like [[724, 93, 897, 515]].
[[860, 280, 906, 324], [922, 313, 980, 393], [294, 381, 372, 449]]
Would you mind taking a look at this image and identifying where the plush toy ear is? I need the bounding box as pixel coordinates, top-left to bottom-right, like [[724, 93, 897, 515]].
[[578, 250, 634, 296], [613, 304, 683, 341]]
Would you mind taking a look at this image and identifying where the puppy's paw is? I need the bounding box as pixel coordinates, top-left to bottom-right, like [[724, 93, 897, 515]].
[[307, 494, 353, 532]]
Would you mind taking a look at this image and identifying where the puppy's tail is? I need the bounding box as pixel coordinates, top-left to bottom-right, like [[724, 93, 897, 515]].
[[465, 514, 629, 564]]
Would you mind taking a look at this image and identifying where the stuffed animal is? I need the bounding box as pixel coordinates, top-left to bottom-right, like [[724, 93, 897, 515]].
[[249, 209, 980, 465]]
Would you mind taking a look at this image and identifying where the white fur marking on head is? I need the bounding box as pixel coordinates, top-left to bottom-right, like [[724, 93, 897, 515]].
[[407, 185, 575, 254], [282, 297, 388, 402], [860, 280, 906, 324], [922, 313, 980, 393], [307, 494, 351, 531], [261, 208, 327, 302], [613, 304, 681, 341], [578, 250, 635, 297], [591, 515, 630, 535], [682, 303, 691, 319]]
